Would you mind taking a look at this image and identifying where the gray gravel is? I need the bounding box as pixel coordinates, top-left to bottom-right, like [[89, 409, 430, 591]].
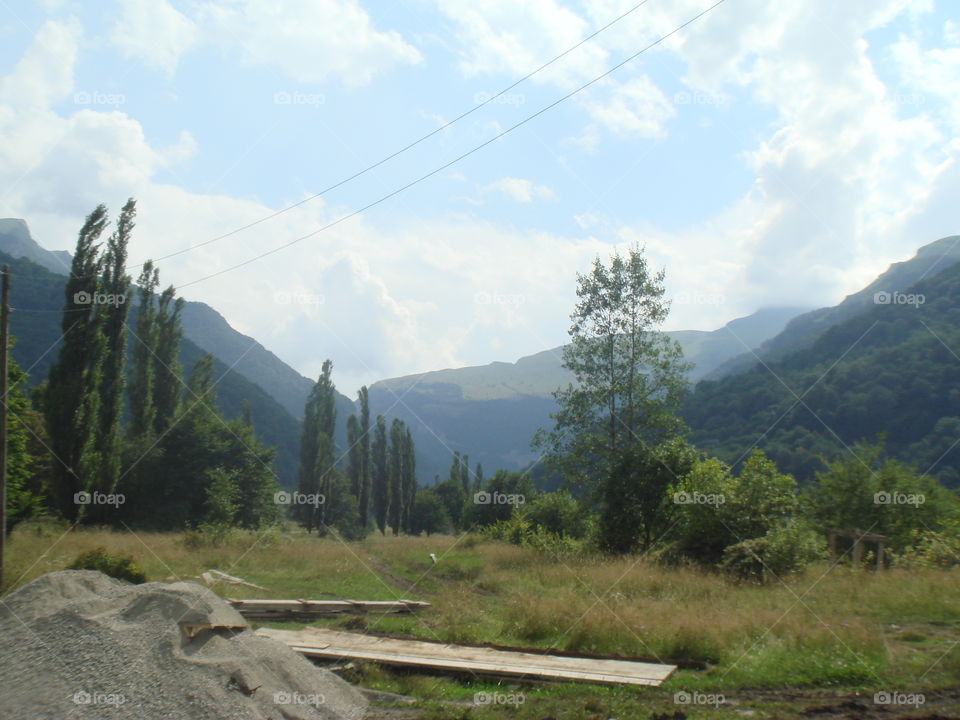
[[0, 571, 368, 720]]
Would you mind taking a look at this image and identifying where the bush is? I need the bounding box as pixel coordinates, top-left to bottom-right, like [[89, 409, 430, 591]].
[[893, 521, 960, 568], [67, 547, 148, 584], [526, 490, 591, 539], [722, 518, 826, 582]]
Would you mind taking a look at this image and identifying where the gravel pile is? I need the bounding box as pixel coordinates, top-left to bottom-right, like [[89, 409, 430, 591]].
[[0, 570, 368, 720]]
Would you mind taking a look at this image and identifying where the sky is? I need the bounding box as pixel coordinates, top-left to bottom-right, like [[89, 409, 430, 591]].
[[0, 0, 958, 395]]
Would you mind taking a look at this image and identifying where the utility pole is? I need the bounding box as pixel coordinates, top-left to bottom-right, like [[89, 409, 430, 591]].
[[0, 265, 9, 592]]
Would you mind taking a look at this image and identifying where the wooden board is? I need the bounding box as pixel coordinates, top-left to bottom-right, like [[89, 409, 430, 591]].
[[229, 598, 429, 619], [258, 627, 675, 686]]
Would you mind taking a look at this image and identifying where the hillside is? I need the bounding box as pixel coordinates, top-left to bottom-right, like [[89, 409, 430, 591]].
[[685, 259, 960, 486], [708, 235, 960, 379], [0, 251, 302, 485], [370, 307, 808, 482]]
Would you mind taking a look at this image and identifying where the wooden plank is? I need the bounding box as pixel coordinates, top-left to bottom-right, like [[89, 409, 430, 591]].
[[228, 598, 429, 618], [258, 628, 675, 687]]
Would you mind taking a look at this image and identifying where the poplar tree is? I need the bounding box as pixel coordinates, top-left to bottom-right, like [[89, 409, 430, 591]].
[[473, 462, 484, 493], [45, 205, 108, 521], [346, 414, 362, 499], [372, 414, 388, 534], [358, 386, 371, 528], [388, 418, 404, 535], [297, 360, 337, 532], [153, 287, 185, 435], [402, 426, 417, 533], [93, 198, 134, 509], [129, 260, 159, 438]]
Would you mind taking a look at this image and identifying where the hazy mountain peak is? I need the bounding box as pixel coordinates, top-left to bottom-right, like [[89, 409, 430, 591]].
[[0, 218, 73, 274]]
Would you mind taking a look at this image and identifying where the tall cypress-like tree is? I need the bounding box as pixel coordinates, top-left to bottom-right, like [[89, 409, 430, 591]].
[[297, 360, 337, 532], [346, 414, 362, 499], [388, 418, 405, 535], [372, 414, 388, 535], [128, 260, 159, 438], [473, 462, 484, 493], [45, 205, 109, 522], [358, 386, 371, 528], [402, 426, 417, 533], [461, 453, 470, 494], [93, 198, 134, 511], [153, 287, 185, 435]]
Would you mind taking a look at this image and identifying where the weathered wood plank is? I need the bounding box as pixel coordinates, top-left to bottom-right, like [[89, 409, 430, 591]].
[[258, 628, 675, 686], [229, 598, 429, 618]]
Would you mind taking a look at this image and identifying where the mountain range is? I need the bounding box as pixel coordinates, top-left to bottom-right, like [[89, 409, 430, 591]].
[[4, 217, 959, 487]]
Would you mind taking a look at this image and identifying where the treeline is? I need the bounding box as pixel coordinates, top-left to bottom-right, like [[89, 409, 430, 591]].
[[9, 201, 281, 532], [294, 364, 426, 538]]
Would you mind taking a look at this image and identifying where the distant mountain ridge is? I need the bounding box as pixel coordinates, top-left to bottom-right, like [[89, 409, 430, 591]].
[[369, 306, 810, 482], [706, 235, 960, 379]]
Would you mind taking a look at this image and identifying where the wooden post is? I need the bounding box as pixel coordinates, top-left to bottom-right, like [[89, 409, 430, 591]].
[[851, 529, 864, 567], [0, 265, 9, 592]]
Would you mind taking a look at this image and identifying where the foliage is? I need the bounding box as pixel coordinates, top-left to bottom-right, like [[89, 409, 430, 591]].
[[409, 489, 452, 536], [461, 470, 535, 529], [67, 547, 147, 584], [297, 360, 337, 532], [801, 441, 956, 550], [685, 262, 960, 486], [721, 518, 827, 582], [891, 520, 960, 568], [524, 490, 590, 539], [671, 450, 798, 563], [535, 243, 690, 492], [598, 437, 698, 553]]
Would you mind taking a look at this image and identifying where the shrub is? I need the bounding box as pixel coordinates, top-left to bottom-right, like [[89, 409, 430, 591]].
[[526, 490, 591, 539], [67, 547, 148, 584], [893, 521, 960, 568], [722, 518, 826, 582]]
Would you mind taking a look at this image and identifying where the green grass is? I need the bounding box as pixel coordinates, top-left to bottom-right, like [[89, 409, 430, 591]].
[[5, 521, 959, 719]]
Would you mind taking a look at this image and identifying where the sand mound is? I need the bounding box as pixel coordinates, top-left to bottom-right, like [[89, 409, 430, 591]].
[[0, 570, 367, 720]]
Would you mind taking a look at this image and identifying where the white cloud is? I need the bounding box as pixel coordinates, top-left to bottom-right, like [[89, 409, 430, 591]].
[[481, 176, 555, 202], [110, 0, 199, 74], [198, 0, 422, 86], [582, 76, 675, 138], [0, 18, 81, 109]]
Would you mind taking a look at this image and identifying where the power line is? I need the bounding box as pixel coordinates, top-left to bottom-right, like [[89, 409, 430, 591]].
[[175, 0, 727, 291], [134, 0, 659, 271]]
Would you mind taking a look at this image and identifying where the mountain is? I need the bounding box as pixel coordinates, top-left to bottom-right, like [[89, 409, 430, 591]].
[[685, 251, 960, 487], [0, 219, 73, 274], [0, 218, 354, 422], [369, 307, 809, 483], [707, 235, 960, 379]]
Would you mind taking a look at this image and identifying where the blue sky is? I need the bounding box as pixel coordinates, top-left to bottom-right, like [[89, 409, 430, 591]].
[[1, 0, 958, 394]]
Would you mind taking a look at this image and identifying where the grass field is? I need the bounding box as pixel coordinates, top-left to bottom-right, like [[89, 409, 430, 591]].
[[5, 521, 959, 719]]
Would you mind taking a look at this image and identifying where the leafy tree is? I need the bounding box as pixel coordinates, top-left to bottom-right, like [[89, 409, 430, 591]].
[[153, 287, 184, 435], [598, 437, 698, 553], [128, 260, 159, 438], [297, 360, 337, 532], [473, 462, 484, 493], [526, 490, 590, 539], [388, 418, 405, 535], [410, 489, 452, 536], [402, 425, 417, 533], [461, 470, 535, 528], [346, 413, 362, 499], [534, 244, 690, 544], [6, 356, 45, 531], [358, 386, 371, 527], [802, 441, 955, 550], [45, 205, 109, 521], [92, 198, 134, 518], [671, 450, 797, 563], [433, 477, 466, 531], [372, 414, 389, 534]]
